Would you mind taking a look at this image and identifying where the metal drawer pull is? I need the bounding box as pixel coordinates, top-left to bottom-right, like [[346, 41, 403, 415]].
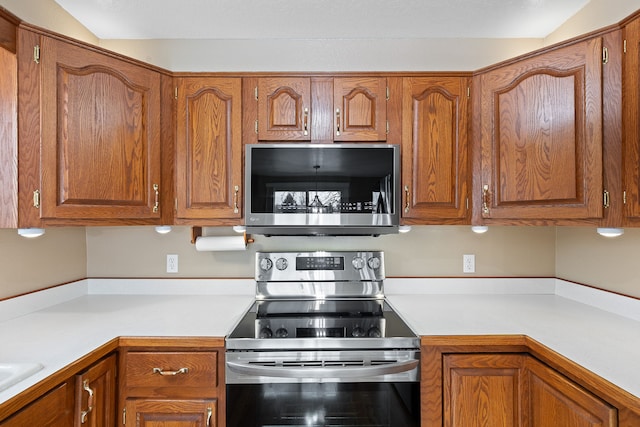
[[80, 380, 94, 423], [152, 367, 189, 376]]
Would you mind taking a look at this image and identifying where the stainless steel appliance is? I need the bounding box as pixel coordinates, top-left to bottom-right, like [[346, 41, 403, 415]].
[[226, 251, 420, 427], [244, 144, 400, 236]]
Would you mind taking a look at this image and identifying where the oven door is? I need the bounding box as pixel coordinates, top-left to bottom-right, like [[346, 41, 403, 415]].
[[226, 350, 420, 427]]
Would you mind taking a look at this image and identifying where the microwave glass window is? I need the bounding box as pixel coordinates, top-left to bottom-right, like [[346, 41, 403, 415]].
[[250, 146, 395, 215]]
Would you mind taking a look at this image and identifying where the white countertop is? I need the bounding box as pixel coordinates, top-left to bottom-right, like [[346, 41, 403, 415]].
[[0, 277, 639, 406]]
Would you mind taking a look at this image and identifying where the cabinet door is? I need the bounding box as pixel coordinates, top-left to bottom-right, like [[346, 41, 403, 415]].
[[124, 399, 216, 427], [525, 357, 616, 427], [39, 36, 162, 220], [175, 77, 243, 221], [624, 17, 640, 219], [443, 353, 527, 427], [75, 354, 117, 427], [257, 77, 311, 141], [476, 37, 603, 220], [402, 76, 469, 222], [333, 77, 387, 141], [0, 381, 74, 427]]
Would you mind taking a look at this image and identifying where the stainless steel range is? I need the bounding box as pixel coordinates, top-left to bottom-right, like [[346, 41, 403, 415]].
[[226, 251, 420, 427]]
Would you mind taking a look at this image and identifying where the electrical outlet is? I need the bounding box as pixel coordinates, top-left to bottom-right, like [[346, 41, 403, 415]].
[[167, 254, 178, 273], [463, 254, 475, 273]]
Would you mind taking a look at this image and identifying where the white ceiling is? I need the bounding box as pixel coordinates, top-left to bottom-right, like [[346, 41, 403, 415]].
[[52, 0, 591, 40]]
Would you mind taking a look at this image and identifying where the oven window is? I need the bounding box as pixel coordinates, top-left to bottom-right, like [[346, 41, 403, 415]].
[[227, 382, 420, 426]]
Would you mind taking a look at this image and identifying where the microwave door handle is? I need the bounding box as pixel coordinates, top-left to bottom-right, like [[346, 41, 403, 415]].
[[226, 359, 418, 379]]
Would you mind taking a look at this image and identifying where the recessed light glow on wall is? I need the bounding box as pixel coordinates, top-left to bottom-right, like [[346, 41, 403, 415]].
[[471, 225, 489, 234], [398, 225, 412, 233], [596, 227, 624, 237], [233, 225, 246, 233], [17, 228, 46, 238], [155, 225, 172, 234]]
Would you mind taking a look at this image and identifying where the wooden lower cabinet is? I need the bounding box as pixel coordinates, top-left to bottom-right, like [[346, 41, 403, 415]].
[[75, 354, 117, 427], [0, 380, 74, 427], [443, 353, 616, 427], [118, 341, 225, 427], [124, 399, 215, 427]]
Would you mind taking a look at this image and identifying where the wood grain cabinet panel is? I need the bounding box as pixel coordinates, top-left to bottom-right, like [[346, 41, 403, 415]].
[[175, 77, 243, 222], [124, 399, 216, 427], [525, 357, 616, 427], [39, 36, 162, 221], [74, 354, 117, 427], [401, 76, 469, 223], [333, 77, 387, 141], [0, 381, 74, 427], [476, 37, 603, 220], [624, 17, 640, 221], [443, 353, 527, 427], [257, 77, 311, 141]]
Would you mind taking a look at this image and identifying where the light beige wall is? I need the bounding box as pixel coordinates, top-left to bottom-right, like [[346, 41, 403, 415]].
[[0, 227, 87, 299], [0, 0, 98, 44], [556, 228, 640, 299], [545, 0, 640, 46], [85, 225, 556, 279]]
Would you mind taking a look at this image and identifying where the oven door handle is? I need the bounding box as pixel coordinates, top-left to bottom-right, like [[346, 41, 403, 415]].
[[226, 359, 418, 379]]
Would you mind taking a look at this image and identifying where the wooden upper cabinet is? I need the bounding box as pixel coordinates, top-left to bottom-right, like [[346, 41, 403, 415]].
[[624, 17, 640, 220], [333, 77, 387, 141], [39, 36, 162, 221], [476, 37, 603, 220], [257, 77, 311, 141], [401, 76, 469, 223], [175, 77, 243, 222], [525, 357, 616, 427]]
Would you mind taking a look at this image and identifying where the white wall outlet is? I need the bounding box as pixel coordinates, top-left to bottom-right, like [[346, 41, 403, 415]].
[[167, 254, 178, 273], [463, 254, 475, 273]]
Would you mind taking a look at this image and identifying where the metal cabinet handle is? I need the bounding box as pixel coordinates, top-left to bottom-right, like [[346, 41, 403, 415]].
[[303, 107, 309, 136], [335, 108, 341, 136], [404, 185, 410, 213], [80, 379, 94, 424], [233, 185, 240, 214], [207, 407, 213, 427], [152, 367, 189, 376], [153, 183, 160, 213], [482, 184, 490, 215]]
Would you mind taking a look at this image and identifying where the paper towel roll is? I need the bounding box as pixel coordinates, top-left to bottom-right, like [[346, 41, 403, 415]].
[[195, 235, 247, 252]]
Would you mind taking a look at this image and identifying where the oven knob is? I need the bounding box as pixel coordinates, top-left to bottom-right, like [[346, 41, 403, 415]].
[[352, 326, 366, 337], [367, 256, 381, 270], [367, 327, 382, 338], [259, 258, 273, 271], [351, 257, 365, 270], [275, 257, 288, 271], [275, 328, 289, 338], [258, 327, 273, 338]]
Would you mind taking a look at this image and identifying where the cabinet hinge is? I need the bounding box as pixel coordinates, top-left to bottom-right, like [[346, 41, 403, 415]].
[[623, 190, 627, 205], [175, 86, 178, 100], [33, 45, 40, 64], [466, 197, 469, 211], [602, 46, 609, 64], [386, 120, 389, 134], [603, 189, 610, 209], [254, 86, 258, 100], [122, 408, 126, 425], [254, 119, 258, 134], [467, 87, 470, 98], [624, 39, 627, 54], [386, 86, 390, 101]]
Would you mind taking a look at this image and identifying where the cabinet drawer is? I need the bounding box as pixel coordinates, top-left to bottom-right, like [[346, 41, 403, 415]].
[[125, 352, 217, 392]]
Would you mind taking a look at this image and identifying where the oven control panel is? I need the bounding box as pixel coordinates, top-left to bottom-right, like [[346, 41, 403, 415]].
[[255, 251, 385, 282]]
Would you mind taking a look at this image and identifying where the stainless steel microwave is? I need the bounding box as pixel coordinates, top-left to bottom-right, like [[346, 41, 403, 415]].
[[244, 143, 400, 236]]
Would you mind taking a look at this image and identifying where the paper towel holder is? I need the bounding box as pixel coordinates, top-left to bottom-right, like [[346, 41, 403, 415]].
[[190, 226, 254, 245]]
